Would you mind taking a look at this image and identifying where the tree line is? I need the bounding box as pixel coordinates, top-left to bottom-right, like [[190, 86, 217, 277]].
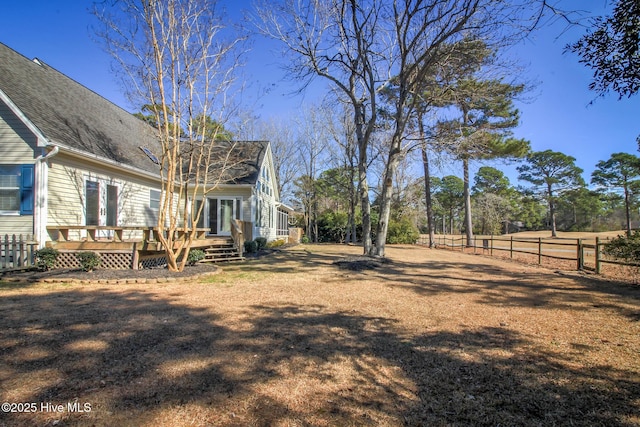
[[259, 106, 640, 245]]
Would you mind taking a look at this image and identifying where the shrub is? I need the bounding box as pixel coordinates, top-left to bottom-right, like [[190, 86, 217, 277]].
[[603, 231, 640, 264], [244, 240, 258, 253], [386, 218, 420, 244], [267, 239, 286, 249], [301, 235, 311, 244], [255, 237, 268, 250], [35, 247, 59, 271], [187, 249, 205, 265], [76, 251, 101, 272], [318, 211, 348, 242]]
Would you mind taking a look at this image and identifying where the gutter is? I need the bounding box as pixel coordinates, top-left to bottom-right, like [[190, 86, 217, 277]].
[[36, 144, 59, 162], [51, 141, 161, 182], [33, 144, 59, 248]]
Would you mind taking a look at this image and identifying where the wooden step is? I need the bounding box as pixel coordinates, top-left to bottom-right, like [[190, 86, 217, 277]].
[[200, 255, 244, 263], [200, 241, 244, 263], [205, 246, 236, 252]]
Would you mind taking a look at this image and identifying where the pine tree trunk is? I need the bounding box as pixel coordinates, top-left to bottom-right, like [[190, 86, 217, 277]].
[[463, 157, 475, 247]]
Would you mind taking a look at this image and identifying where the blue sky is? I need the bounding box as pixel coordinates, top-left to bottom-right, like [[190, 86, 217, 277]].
[[1, 0, 639, 187]]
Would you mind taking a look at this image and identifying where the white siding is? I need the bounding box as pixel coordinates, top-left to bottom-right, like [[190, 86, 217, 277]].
[[0, 102, 39, 162], [253, 152, 279, 241], [46, 154, 162, 241], [0, 101, 38, 236], [0, 216, 33, 236]]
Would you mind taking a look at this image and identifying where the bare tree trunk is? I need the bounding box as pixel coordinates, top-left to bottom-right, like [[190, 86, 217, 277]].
[[463, 157, 475, 247], [347, 172, 357, 244], [375, 129, 406, 257], [548, 184, 557, 237], [354, 103, 373, 255], [624, 185, 632, 237], [420, 122, 435, 248]]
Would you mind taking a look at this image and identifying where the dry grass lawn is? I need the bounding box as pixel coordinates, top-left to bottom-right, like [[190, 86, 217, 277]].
[[1, 244, 639, 426]]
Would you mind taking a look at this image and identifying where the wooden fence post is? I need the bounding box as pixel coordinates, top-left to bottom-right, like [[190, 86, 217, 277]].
[[595, 236, 601, 274], [538, 238, 542, 265], [18, 235, 25, 267], [0, 234, 37, 270], [577, 238, 583, 270], [510, 236, 513, 258], [11, 235, 17, 268], [1, 235, 6, 269]]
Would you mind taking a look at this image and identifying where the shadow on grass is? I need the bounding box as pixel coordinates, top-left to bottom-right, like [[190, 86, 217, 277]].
[[277, 244, 640, 322], [229, 244, 640, 325], [241, 304, 639, 425], [379, 255, 640, 321], [1, 288, 638, 425]]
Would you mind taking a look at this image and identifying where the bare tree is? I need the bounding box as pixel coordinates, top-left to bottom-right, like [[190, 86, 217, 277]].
[[255, 0, 564, 256], [325, 108, 359, 243], [94, 0, 245, 271], [254, 0, 380, 254], [240, 116, 301, 204], [296, 105, 331, 241]]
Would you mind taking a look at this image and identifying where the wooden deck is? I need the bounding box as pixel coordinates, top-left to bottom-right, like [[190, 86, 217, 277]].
[[45, 224, 246, 269]]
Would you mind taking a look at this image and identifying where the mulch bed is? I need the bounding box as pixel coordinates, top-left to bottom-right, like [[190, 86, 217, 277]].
[[333, 255, 391, 271], [0, 263, 220, 283]]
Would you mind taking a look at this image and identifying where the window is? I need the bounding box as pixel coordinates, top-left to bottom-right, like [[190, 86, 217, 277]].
[[255, 198, 262, 227], [85, 181, 99, 226], [150, 189, 161, 210], [0, 165, 33, 215]]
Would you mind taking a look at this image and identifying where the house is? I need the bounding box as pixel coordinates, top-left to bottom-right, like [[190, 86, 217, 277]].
[[0, 42, 292, 267]]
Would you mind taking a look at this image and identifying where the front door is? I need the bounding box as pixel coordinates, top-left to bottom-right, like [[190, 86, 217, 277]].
[[85, 179, 118, 238]]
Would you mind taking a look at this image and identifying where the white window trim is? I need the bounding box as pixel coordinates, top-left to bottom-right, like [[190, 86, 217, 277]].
[[0, 165, 21, 215], [150, 189, 161, 211]]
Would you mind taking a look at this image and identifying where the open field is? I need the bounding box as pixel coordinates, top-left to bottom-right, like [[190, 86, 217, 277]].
[[1, 244, 639, 426]]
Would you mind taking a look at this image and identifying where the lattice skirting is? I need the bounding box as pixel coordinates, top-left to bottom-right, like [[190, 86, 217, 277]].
[[138, 254, 168, 269], [55, 251, 133, 270]]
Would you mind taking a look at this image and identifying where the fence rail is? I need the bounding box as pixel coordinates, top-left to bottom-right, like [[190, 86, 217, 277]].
[[419, 234, 638, 275], [0, 234, 37, 271]]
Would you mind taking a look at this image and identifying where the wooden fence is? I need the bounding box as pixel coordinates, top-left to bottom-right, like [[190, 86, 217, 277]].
[[419, 234, 638, 275], [0, 234, 37, 271]]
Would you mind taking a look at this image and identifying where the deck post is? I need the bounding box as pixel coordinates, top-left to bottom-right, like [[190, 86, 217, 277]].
[[132, 242, 139, 270]]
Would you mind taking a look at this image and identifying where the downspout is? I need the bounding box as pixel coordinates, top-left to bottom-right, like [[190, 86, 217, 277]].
[[34, 145, 59, 248]]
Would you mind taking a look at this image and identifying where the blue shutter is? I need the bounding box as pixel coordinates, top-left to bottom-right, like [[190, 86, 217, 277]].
[[20, 164, 34, 215]]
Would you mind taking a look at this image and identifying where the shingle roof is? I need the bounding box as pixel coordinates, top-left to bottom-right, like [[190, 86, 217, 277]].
[[0, 43, 158, 175], [0, 43, 269, 185], [214, 140, 269, 185]]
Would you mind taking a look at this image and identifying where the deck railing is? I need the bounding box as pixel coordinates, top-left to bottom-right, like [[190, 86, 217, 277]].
[[46, 225, 209, 244]]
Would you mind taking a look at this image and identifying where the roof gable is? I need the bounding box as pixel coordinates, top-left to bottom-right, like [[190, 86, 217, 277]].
[[212, 140, 269, 185]]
